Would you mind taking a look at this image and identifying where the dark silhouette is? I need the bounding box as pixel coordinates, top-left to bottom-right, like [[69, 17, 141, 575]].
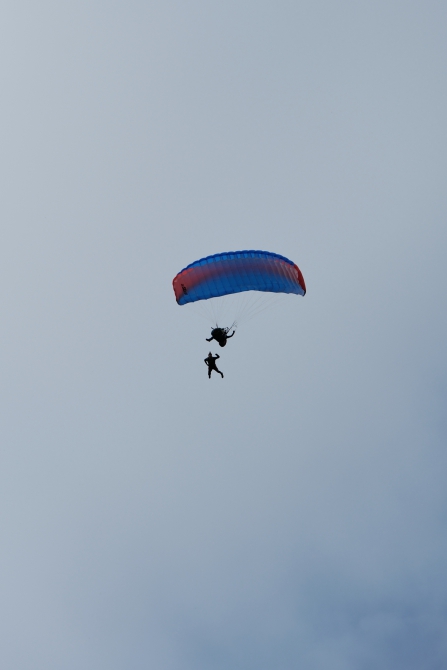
[[204, 352, 224, 379], [206, 326, 235, 347]]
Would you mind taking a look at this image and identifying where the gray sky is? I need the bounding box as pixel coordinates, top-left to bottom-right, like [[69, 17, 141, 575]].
[[1, 2, 446, 668]]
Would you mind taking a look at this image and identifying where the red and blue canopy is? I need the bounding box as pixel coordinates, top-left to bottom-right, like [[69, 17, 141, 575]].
[[173, 250, 306, 306]]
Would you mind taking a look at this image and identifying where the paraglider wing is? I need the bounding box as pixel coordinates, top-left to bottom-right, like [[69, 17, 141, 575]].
[[172, 250, 306, 305]]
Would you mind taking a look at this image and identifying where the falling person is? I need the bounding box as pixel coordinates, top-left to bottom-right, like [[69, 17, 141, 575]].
[[204, 352, 224, 379]]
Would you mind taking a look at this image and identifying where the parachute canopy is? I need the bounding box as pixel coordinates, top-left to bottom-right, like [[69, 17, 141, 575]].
[[173, 250, 306, 306]]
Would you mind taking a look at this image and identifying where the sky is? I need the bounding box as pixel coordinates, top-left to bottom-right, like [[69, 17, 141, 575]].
[[0, 1, 446, 668]]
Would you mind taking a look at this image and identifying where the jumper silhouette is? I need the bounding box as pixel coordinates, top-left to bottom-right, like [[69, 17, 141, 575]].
[[204, 352, 224, 378], [206, 327, 235, 347]]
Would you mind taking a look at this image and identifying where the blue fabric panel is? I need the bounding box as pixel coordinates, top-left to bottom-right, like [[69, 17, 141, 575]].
[[173, 250, 306, 305]]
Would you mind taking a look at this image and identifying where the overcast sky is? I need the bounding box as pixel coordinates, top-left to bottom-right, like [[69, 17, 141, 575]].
[[1, 2, 446, 668]]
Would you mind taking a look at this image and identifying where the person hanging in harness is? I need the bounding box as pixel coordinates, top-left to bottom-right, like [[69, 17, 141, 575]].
[[204, 352, 224, 379], [206, 326, 235, 347]]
